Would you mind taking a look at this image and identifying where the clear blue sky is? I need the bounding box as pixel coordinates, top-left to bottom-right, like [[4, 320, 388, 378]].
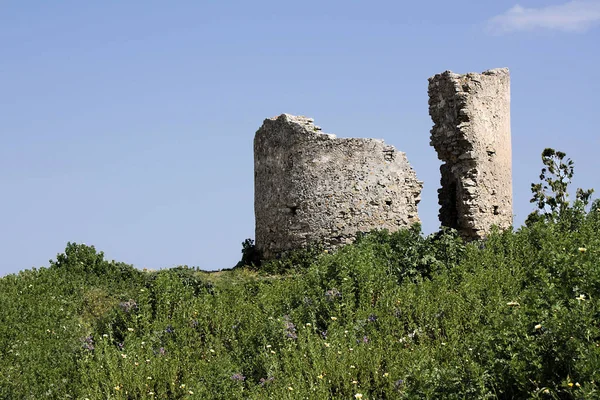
[[2, 1, 599, 275]]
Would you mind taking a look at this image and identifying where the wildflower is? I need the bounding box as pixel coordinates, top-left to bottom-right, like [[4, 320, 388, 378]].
[[576, 294, 586, 301], [259, 377, 274, 386], [350, 365, 356, 369], [114, 386, 121, 391], [209, 349, 215, 353], [349, 348, 353, 351], [103, 334, 108, 338], [535, 324, 542, 330], [576, 382, 581, 387], [324, 342, 330, 347], [127, 328, 134, 332], [368, 314, 377, 323], [119, 300, 137, 313], [147, 376, 152, 380], [288, 386, 294, 391], [317, 375, 324, 379], [180, 384, 186, 388], [121, 354, 127, 358], [306, 323, 311, 327], [134, 362, 139, 366], [394, 379, 404, 390], [325, 288, 342, 301], [286, 331, 298, 340], [506, 301, 520, 307], [352, 380, 358, 384], [383, 372, 389, 377], [81, 336, 94, 351], [355, 394, 363, 398], [266, 344, 272, 348], [568, 382, 574, 387], [165, 325, 174, 334], [321, 330, 328, 339], [331, 317, 338, 321], [231, 373, 245, 382], [188, 390, 193, 394], [578, 247, 587, 253], [283, 316, 298, 340]]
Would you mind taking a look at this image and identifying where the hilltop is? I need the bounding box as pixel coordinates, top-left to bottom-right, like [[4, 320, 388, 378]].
[[1, 151, 599, 399]]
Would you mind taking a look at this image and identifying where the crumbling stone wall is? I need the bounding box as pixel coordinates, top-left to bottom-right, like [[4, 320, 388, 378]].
[[254, 114, 422, 258], [428, 68, 512, 239]]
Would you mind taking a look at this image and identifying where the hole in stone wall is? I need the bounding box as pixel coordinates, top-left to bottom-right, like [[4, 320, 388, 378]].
[[287, 206, 298, 215], [493, 205, 499, 215], [385, 200, 392, 206]]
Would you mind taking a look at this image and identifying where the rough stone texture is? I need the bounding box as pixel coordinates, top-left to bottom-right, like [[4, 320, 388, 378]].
[[255, 114, 422, 258], [428, 68, 512, 239]]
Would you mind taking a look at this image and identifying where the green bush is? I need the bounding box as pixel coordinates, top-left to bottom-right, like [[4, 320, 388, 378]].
[[1, 149, 598, 398]]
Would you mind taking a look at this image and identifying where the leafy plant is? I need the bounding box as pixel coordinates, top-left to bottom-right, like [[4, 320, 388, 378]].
[[527, 148, 593, 226]]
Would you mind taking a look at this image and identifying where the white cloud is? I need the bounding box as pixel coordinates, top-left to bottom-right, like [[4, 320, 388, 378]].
[[487, 1, 600, 34]]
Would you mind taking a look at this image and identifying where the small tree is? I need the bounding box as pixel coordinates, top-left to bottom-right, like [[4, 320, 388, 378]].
[[526, 148, 593, 225]]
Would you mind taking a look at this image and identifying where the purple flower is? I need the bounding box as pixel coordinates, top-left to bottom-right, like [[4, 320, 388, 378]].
[[117, 342, 124, 350], [231, 373, 246, 382], [119, 300, 138, 313], [394, 379, 404, 390], [321, 330, 328, 339], [368, 314, 378, 323], [356, 336, 369, 344], [283, 315, 297, 340], [325, 288, 342, 301], [259, 376, 274, 386], [80, 336, 94, 351], [165, 325, 174, 334]]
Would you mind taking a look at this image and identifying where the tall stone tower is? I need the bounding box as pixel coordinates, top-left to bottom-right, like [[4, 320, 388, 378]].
[[254, 114, 422, 259], [428, 68, 512, 239]]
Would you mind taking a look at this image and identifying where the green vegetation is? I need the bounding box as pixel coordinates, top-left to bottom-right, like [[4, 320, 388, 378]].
[[1, 150, 599, 399]]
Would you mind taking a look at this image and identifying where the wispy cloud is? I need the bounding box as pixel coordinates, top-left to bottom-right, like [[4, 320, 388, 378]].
[[487, 1, 600, 34]]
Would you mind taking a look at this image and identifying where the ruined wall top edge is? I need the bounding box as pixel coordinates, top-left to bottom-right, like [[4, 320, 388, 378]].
[[259, 113, 394, 149], [428, 67, 509, 82]]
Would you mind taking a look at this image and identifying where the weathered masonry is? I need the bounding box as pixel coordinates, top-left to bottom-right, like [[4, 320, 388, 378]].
[[254, 68, 513, 258], [428, 68, 512, 239], [254, 114, 423, 258]]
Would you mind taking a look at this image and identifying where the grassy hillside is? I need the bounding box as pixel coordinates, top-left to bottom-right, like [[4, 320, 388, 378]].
[[1, 211, 600, 399], [2, 150, 599, 399]]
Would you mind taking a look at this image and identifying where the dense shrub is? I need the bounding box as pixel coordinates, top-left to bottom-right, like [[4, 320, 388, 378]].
[[1, 149, 598, 398]]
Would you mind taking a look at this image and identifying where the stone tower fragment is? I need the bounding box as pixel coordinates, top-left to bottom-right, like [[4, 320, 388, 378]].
[[428, 68, 512, 239], [254, 114, 422, 259]]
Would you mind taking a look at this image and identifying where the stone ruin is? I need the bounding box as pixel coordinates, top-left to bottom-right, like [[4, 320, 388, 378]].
[[254, 68, 513, 258], [428, 68, 512, 239], [254, 114, 422, 259]]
